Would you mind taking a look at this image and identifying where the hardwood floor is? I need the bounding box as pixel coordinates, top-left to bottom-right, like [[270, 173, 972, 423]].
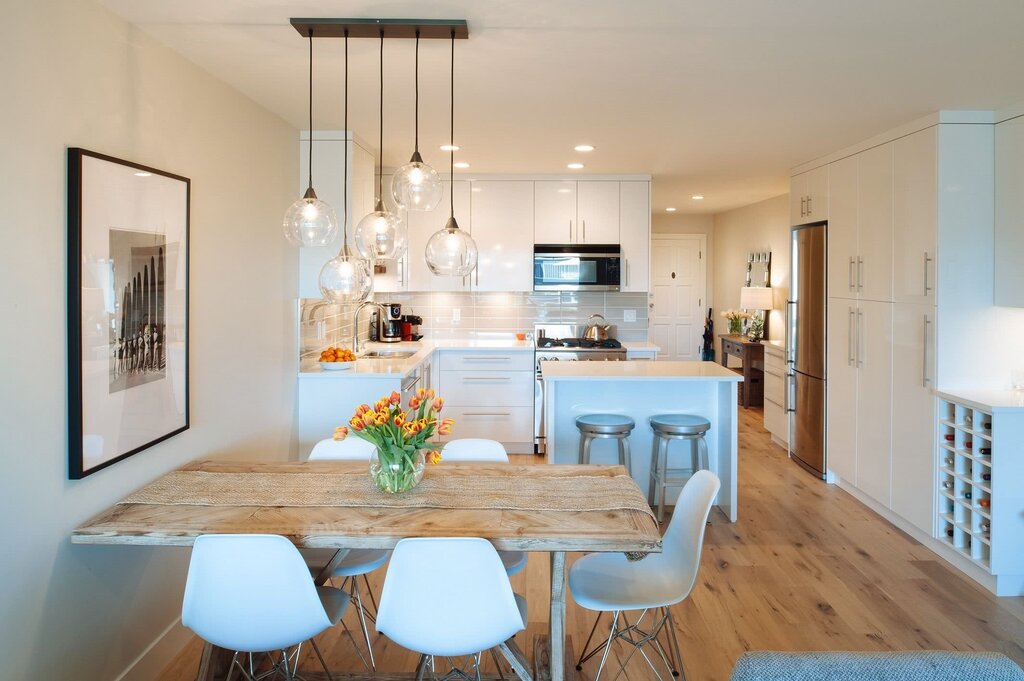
[[156, 408, 1024, 681]]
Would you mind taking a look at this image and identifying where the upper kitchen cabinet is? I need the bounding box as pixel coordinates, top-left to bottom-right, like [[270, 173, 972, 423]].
[[826, 155, 858, 299], [619, 181, 651, 292], [407, 181, 472, 293], [297, 134, 346, 299], [470, 181, 535, 292], [893, 127, 938, 305], [534, 180, 620, 244], [790, 165, 828, 225], [995, 114, 1024, 307]]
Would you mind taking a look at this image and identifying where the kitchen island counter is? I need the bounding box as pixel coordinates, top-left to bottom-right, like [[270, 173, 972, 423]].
[[542, 360, 741, 521]]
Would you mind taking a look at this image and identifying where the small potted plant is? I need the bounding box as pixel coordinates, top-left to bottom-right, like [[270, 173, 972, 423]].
[[747, 314, 765, 342]]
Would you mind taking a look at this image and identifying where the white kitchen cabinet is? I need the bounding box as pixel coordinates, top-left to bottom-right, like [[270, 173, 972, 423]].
[[790, 165, 829, 225], [762, 343, 788, 447], [577, 181, 620, 244], [857, 143, 894, 302], [619, 181, 651, 292], [367, 172, 408, 294], [890, 302, 936, 534], [826, 155, 858, 300], [407, 181, 472, 293], [826, 298, 858, 484], [854, 299, 893, 507], [298, 135, 347, 299], [893, 127, 938, 305], [534, 181, 577, 245], [995, 114, 1024, 307], [470, 181, 534, 292]]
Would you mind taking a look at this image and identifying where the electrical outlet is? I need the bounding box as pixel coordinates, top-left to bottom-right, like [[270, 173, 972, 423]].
[[623, 309, 637, 323], [452, 308, 461, 322]]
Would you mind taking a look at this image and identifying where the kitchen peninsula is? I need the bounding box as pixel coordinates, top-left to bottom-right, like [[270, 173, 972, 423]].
[[542, 361, 742, 521]]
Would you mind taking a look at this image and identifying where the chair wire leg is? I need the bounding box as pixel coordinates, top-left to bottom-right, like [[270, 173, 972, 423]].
[[339, 617, 370, 671], [593, 611, 620, 681], [362, 573, 379, 619], [309, 638, 334, 681], [415, 654, 430, 681], [664, 605, 687, 680], [351, 577, 377, 670], [576, 611, 606, 670], [225, 652, 241, 681], [488, 648, 507, 680]]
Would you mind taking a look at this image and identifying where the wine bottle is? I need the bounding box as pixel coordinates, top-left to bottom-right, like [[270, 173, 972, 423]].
[[978, 447, 991, 456], [982, 472, 991, 481], [979, 498, 991, 508], [964, 491, 972, 500], [944, 433, 955, 442]]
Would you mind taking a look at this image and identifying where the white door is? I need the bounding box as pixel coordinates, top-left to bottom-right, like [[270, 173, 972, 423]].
[[890, 302, 936, 534], [893, 127, 937, 305], [825, 298, 858, 484], [857, 142, 894, 302], [577, 181, 620, 244], [650, 235, 706, 360], [827, 155, 858, 300], [855, 299, 894, 507], [470, 181, 534, 292], [407, 181, 472, 292], [534, 181, 577, 245]]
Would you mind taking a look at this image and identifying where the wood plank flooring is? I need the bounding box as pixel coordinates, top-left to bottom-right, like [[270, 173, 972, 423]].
[[156, 408, 1024, 681]]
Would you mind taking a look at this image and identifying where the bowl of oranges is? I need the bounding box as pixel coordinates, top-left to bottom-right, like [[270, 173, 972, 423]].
[[319, 346, 357, 371]]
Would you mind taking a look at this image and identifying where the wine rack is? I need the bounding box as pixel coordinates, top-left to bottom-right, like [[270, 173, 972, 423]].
[[935, 391, 1024, 596]]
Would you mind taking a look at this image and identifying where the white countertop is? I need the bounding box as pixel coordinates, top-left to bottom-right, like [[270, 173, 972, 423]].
[[934, 388, 1024, 412], [621, 341, 661, 352], [541, 360, 742, 382], [299, 339, 534, 379]]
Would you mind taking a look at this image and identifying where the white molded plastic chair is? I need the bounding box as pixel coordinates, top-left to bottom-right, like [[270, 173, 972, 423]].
[[440, 439, 528, 578], [376, 537, 531, 679], [569, 470, 721, 681], [182, 534, 346, 680], [304, 436, 390, 670], [308, 436, 377, 461]]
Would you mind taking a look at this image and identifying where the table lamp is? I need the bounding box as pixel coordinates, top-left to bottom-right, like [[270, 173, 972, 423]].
[[739, 286, 773, 341]]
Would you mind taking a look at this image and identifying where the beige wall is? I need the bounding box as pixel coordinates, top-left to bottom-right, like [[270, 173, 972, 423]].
[[711, 194, 790, 342], [0, 1, 298, 679]]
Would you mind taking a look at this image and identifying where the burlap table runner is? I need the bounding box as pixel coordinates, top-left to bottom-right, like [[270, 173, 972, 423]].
[[119, 469, 657, 522]]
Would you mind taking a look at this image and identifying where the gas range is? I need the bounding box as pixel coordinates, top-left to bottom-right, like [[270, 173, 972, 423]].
[[535, 325, 627, 363]]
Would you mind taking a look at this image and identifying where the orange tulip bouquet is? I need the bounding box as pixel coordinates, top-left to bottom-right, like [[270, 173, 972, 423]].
[[336, 388, 453, 493]]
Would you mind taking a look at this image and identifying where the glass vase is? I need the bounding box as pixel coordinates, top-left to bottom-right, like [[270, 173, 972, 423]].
[[729, 318, 743, 335], [370, 446, 426, 494]]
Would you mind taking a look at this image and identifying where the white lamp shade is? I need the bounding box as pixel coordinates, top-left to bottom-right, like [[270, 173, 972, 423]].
[[739, 286, 773, 311]]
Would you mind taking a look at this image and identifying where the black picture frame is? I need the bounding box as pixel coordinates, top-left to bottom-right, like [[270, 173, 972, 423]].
[[67, 148, 190, 479]]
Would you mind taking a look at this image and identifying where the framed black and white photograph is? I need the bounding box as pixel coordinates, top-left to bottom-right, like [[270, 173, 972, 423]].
[[67, 148, 189, 479]]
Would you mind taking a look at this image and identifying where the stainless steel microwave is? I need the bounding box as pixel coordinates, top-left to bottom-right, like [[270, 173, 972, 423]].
[[533, 244, 621, 292]]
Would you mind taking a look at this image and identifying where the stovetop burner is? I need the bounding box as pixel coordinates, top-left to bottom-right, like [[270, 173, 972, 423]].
[[537, 337, 623, 350]]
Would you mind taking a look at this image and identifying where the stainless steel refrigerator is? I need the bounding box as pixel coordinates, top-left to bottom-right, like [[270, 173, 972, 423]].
[[788, 223, 827, 478]]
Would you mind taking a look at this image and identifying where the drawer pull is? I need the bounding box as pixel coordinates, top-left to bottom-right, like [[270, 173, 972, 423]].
[[462, 377, 511, 381], [463, 412, 511, 417], [462, 356, 512, 361]]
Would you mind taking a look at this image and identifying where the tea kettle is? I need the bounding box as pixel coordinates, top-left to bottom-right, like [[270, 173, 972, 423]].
[[583, 313, 611, 342]]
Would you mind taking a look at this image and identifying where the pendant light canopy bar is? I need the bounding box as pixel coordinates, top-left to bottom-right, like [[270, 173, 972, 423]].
[[290, 18, 468, 40]]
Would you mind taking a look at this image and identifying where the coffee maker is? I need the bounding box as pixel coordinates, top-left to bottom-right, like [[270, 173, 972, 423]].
[[374, 303, 403, 343]]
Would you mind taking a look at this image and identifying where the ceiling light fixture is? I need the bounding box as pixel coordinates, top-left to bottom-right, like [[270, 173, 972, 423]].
[[318, 30, 372, 304], [424, 30, 478, 278], [391, 30, 443, 211], [574, 144, 595, 152], [665, 207, 677, 212], [453, 161, 470, 169], [440, 144, 460, 152], [284, 29, 338, 246], [567, 163, 584, 170], [355, 32, 408, 261], [691, 195, 704, 200], [134, 171, 152, 177]]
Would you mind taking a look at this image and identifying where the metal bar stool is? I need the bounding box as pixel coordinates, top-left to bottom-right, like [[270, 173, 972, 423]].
[[648, 413, 711, 524], [576, 414, 635, 475]]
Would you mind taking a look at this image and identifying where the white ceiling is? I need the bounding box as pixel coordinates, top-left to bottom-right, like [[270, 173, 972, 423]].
[[100, 0, 1024, 215]]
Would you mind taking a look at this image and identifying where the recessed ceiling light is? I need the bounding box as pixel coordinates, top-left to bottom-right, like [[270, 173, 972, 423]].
[[440, 144, 460, 152], [574, 144, 595, 152], [665, 207, 677, 212], [691, 195, 704, 200], [134, 171, 152, 177], [567, 163, 584, 170], [453, 162, 470, 169], [557, 188, 572, 193]]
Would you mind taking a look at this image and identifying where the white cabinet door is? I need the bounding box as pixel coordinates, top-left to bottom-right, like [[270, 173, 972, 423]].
[[827, 155, 858, 300], [890, 302, 936, 534], [894, 128, 938, 305], [577, 181, 620, 244], [534, 181, 577, 245], [855, 300, 893, 507], [996, 116, 1024, 307], [857, 143, 894, 302], [298, 137, 347, 298], [826, 298, 858, 484], [619, 181, 650, 292], [407, 181, 472, 292], [470, 181, 534, 292], [804, 165, 829, 222], [790, 172, 808, 225]]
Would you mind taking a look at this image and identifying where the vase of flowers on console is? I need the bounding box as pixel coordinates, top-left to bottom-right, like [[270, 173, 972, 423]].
[[721, 309, 752, 335]]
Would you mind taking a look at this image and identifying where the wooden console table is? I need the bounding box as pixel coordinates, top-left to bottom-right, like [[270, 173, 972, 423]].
[[720, 334, 764, 408]]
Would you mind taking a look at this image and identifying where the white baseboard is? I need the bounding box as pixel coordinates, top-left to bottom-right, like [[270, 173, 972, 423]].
[[116, 617, 194, 681]]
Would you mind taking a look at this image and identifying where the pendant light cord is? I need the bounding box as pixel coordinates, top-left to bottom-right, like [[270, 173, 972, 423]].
[[378, 31, 384, 202], [341, 29, 349, 251], [449, 30, 455, 221], [414, 30, 420, 153], [307, 29, 314, 191]]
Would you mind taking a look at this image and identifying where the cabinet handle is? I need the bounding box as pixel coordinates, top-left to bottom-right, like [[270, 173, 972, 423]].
[[462, 376, 512, 381], [857, 256, 864, 292], [569, 220, 573, 243], [848, 257, 856, 292], [463, 412, 511, 417], [923, 252, 933, 295], [800, 197, 806, 217], [401, 375, 421, 392], [848, 307, 855, 367], [923, 315, 932, 387], [462, 356, 512, 361], [624, 259, 629, 288], [807, 195, 813, 215], [582, 219, 586, 242], [856, 308, 864, 368]]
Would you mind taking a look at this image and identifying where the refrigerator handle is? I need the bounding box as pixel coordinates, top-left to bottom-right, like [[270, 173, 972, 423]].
[[923, 314, 932, 387], [786, 300, 796, 365], [786, 373, 796, 413]]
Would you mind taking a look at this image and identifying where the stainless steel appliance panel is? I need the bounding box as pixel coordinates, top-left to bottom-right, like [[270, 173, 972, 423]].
[[791, 372, 826, 477], [793, 225, 826, 380]]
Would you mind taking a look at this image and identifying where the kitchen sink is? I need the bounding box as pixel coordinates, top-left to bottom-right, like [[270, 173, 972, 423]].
[[359, 351, 418, 359]]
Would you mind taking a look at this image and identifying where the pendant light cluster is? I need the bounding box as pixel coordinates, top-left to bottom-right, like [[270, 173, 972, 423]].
[[285, 18, 475, 290]]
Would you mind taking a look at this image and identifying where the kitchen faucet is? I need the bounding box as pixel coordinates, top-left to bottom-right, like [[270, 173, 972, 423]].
[[352, 301, 385, 355]]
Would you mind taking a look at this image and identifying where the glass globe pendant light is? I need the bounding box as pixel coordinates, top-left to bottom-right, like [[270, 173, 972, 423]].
[[391, 30, 443, 211], [283, 29, 339, 247], [424, 31, 478, 277], [355, 33, 408, 261], [319, 30, 372, 304]]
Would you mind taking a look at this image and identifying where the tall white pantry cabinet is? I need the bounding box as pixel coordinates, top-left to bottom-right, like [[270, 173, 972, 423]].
[[793, 116, 1020, 594]]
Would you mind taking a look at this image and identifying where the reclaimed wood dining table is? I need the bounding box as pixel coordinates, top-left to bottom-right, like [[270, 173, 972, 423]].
[[71, 459, 662, 681]]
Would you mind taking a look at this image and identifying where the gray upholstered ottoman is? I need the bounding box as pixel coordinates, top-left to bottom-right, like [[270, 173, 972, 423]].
[[730, 651, 1024, 681]]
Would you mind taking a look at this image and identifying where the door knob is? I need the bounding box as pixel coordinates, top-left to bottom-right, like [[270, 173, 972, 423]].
[[671, 272, 676, 279]]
